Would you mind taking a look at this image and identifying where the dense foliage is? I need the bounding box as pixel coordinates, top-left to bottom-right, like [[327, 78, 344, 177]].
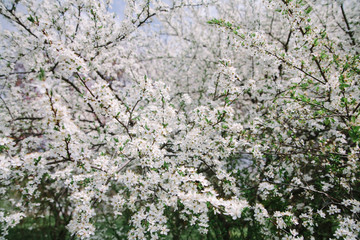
[[0, 0, 359, 239]]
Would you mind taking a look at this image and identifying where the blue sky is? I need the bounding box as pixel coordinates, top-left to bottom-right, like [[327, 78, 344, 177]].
[[0, 0, 126, 31]]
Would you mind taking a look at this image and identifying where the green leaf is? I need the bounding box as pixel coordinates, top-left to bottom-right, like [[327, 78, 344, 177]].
[[0, 145, 9, 153], [304, 6, 313, 14], [350, 126, 360, 142], [38, 68, 45, 81], [34, 156, 41, 166], [27, 15, 35, 23], [314, 38, 318, 47], [163, 162, 169, 170]]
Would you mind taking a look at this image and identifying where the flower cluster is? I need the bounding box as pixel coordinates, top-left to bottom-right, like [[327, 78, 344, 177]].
[[0, 0, 359, 239]]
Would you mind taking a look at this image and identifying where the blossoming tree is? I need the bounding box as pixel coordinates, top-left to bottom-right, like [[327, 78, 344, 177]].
[[0, 0, 359, 239]]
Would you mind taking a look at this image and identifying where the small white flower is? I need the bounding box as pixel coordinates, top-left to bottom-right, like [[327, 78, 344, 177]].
[[327, 205, 340, 215]]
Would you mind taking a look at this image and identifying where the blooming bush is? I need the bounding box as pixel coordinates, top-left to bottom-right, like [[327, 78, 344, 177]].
[[0, 0, 359, 239]]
